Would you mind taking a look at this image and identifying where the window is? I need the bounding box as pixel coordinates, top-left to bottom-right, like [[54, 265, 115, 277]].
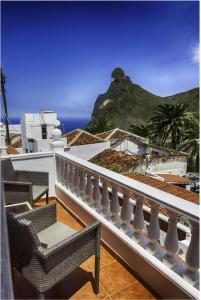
[[41, 124, 47, 139]]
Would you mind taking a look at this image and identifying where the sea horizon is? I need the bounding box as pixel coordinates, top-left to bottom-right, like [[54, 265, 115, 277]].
[[6, 117, 90, 135]]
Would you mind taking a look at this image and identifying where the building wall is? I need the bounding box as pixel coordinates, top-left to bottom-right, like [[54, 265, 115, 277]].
[[150, 157, 187, 176], [112, 139, 147, 155], [10, 152, 55, 195], [69, 141, 110, 160]]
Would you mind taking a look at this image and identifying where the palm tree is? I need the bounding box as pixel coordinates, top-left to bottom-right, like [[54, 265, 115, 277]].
[[85, 116, 112, 134], [129, 122, 150, 138], [149, 102, 194, 149], [178, 117, 199, 172]]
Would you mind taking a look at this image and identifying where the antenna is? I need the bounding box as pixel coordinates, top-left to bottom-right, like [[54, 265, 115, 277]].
[[1, 68, 10, 145]]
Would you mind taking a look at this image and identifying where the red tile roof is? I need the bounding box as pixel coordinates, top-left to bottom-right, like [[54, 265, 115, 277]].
[[89, 149, 143, 173], [63, 129, 105, 146], [126, 172, 199, 206], [7, 145, 19, 155], [158, 174, 192, 184]]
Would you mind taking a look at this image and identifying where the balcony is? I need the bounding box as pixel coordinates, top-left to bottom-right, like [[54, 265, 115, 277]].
[[2, 149, 200, 299]]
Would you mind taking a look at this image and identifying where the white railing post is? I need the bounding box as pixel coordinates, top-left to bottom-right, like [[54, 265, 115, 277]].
[[110, 183, 120, 225], [147, 203, 160, 253], [85, 172, 93, 204], [93, 175, 101, 210], [55, 155, 60, 182], [101, 179, 110, 217], [68, 163, 74, 190], [133, 195, 145, 240], [164, 211, 179, 267], [73, 165, 80, 194], [79, 169, 86, 199], [121, 190, 132, 233], [184, 221, 199, 284], [63, 162, 69, 187]]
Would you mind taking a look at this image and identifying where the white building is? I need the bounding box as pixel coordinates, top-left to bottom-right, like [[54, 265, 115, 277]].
[[21, 111, 67, 153]]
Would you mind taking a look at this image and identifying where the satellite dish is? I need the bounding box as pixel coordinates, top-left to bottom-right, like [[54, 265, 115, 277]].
[[55, 120, 60, 127]]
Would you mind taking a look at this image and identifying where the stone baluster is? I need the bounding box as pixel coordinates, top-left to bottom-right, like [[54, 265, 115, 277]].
[[73, 166, 80, 193], [63, 162, 69, 187], [147, 203, 160, 252], [184, 220, 199, 284], [55, 156, 60, 182], [163, 211, 179, 267], [133, 195, 145, 240], [101, 179, 110, 216], [85, 172, 93, 203], [110, 184, 120, 224], [68, 163, 74, 190], [93, 175, 101, 210], [79, 169, 86, 199], [121, 190, 131, 233], [60, 159, 65, 185]]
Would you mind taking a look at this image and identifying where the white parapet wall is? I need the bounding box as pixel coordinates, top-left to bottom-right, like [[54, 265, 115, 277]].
[[2, 151, 55, 196], [68, 141, 110, 160]]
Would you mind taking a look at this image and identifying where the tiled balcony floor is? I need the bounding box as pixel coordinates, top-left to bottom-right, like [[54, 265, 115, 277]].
[[12, 199, 157, 300]]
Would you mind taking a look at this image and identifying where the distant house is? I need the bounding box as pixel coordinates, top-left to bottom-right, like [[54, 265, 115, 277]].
[[62, 129, 110, 160], [97, 128, 188, 176], [96, 128, 148, 144], [153, 173, 192, 190], [111, 135, 148, 155], [21, 112, 67, 153]]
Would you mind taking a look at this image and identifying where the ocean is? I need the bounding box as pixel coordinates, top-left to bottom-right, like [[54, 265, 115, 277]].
[[7, 117, 90, 135]]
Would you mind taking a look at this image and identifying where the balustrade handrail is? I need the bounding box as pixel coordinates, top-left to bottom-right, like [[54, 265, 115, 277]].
[[1, 151, 53, 161], [55, 152, 199, 222]]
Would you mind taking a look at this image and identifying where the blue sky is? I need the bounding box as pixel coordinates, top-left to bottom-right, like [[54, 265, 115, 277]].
[[1, 1, 199, 120]]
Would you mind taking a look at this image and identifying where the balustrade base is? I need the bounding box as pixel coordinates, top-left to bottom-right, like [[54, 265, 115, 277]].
[[163, 254, 179, 269], [183, 269, 199, 287]]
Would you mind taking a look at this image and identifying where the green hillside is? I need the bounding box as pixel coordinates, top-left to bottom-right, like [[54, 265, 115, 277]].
[[88, 68, 199, 130]]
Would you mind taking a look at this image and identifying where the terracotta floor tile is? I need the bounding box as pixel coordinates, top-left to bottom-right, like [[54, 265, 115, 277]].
[[100, 261, 136, 295], [69, 281, 108, 300], [13, 199, 156, 300], [83, 246, 115, 271], [110, 282, 156, 300]]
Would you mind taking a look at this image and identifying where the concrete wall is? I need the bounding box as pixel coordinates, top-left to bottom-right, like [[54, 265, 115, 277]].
[[68, 141, 110, 160], [7, 152, 55, 196], [151, 157, 187, 176], [112, 138, 146, 155]]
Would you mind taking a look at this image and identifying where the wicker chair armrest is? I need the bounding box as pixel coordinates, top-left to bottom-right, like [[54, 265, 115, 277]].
[[3, 181, 33, 205], [17, 202, 56, 233], [16, 170, 49, 186], [36, 221, 101, 273]]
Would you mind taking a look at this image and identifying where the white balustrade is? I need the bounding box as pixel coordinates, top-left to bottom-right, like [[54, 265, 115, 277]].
[[79, 169, 86, 199], [60, 160, 65, 185], [55, 152, 200, 295], [101, 179, 110, 216], [63, 162, 69, 187], [184, 220, 199, 284], [93, 175, 101, 210], [164, 211, 179, 267], [85, 172, 93, 204], [73, 165, 80, 193], [121, 190, 132, 233], [147, 203, 160, 251], [68, 163, 74, 190], [110, 184, 120, 224], [133, 195, 145, 239]]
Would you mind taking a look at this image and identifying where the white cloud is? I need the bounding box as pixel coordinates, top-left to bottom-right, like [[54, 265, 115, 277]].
[[192, 44, 199, 64]]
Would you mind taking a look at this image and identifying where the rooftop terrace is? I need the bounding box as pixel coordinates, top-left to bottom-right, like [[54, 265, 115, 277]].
[[2, 145, 200, 300], [13, 199, 156, 299]]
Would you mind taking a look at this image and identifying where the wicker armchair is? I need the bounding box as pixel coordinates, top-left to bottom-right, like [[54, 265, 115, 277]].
[[7, 203, 101, 299], [2, 158, 49, 206]]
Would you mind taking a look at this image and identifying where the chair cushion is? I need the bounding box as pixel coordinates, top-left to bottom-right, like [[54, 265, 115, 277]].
[[32, 185, 48, 202], [37, 221, 77, 248]]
